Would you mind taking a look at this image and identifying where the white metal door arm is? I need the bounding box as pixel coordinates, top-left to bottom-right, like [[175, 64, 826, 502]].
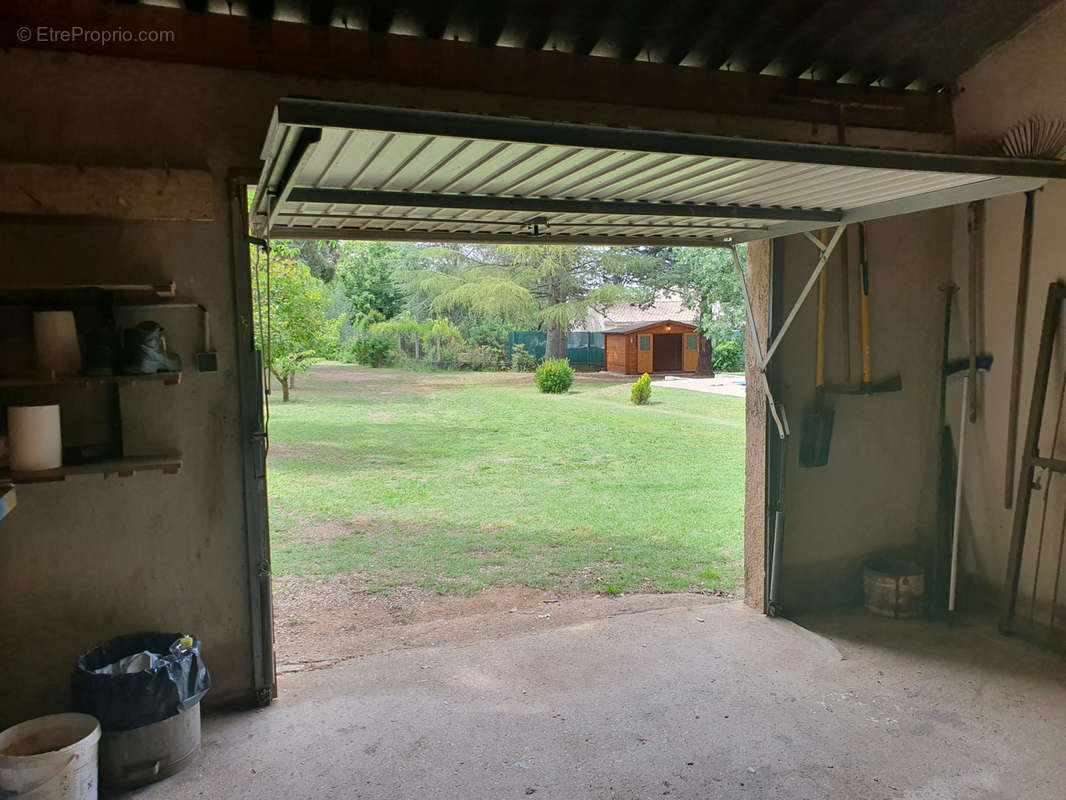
[[730, 223, 845, 439]]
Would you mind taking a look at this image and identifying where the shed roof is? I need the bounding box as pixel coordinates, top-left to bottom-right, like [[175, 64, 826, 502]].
[[604, 320, 698, 335], [251, 99, 1059, 247], [600, 293, 699, 326]]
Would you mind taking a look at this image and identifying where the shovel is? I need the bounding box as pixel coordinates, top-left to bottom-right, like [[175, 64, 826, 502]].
[[799, 230, 834, 467]]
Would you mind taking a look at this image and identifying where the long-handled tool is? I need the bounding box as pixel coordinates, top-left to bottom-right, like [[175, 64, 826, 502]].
[[799, 230, 834, 467], [826, 222, 902, 396], [840, 226, 852, 386], [947, 355, 994, 622], [767, 409, 789, 617], [1005, 190, 1037, 508], [931, 283, 958, 619], [966, 201, 985, 423]]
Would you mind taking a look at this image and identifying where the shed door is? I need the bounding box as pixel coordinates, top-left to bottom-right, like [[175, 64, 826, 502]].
[[637, 334, 653, 374], [683, 334, 699, 371]]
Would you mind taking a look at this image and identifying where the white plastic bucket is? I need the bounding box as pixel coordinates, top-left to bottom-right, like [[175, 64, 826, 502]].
[[0, 713, 101, 799]]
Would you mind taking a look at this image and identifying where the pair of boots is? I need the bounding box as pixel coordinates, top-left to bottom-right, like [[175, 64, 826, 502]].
[[84, 322, 182, 376]]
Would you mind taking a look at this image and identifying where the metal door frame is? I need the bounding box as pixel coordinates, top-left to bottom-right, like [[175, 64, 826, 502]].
[[228, 172, 276, 705]]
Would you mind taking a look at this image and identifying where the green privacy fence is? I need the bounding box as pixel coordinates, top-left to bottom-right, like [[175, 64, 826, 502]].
[[508, 331, 606, 367]]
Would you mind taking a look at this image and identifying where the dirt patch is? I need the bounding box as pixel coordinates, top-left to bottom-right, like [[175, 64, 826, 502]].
[[273, 574, 729, 673], [287, 521, 352, 542], [284, 514, 432, 542]]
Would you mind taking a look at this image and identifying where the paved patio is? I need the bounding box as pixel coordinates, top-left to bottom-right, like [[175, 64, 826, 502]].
[[652, 374, 747, 397], [122, 600, 1066, 799]]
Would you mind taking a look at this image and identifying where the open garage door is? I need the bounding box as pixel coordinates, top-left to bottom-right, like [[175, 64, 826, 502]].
[[249, 98, 1062, 248]]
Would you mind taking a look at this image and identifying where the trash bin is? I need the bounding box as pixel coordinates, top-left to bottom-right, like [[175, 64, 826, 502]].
[[72, 633, 210, 790]]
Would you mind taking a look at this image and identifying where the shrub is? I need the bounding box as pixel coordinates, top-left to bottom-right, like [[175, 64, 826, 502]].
[[713, 339, 744, 372], [345, 335, 392, 367], [511, 343, 538, 372], [467, 320, 508, 349], [630, 372, 652, 405], [535, 358, 574, 393], [467, 344, 506, 371]]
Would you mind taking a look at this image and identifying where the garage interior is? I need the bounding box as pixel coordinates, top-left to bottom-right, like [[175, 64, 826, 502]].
[[3, 0, 1066, 797]]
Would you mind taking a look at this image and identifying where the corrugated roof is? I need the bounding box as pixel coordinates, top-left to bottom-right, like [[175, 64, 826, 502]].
[[251, 99, 1058, 246], [134, 1, 1054, 92], [605, 320, 698, 335]]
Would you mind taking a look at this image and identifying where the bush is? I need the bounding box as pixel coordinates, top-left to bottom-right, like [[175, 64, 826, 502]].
[[535, 358, 574, 393], [467, 344, 506, 371], [630, 372, 652, 405], [345, 335, 392, 367], [466, 320, 508, 349], [713, 339, 744, 372], [511, 344, 538, 372]]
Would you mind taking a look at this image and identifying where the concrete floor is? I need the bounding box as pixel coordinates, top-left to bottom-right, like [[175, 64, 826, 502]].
[[123, 600, 1066, 800]]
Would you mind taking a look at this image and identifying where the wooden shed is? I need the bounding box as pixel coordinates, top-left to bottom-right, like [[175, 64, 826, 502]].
[[604, 320, 700, 375]]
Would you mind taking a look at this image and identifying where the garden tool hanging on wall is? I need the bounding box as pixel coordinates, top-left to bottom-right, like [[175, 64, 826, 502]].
[[799, 229, 834, 467], [827, 222, 902, 397]]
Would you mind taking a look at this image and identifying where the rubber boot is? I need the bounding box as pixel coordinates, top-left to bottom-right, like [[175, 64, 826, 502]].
[[121, 321, 182, 374]]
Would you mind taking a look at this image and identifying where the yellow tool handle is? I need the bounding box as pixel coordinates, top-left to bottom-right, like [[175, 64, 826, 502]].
[[816, 230, 829, 390]]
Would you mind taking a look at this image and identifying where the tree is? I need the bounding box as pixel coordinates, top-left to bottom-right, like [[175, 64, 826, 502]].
[[336, 241, 409, 325], [250, 248, 341, 401], [295, 240, 341, 282], [399, 244, 655, 358]]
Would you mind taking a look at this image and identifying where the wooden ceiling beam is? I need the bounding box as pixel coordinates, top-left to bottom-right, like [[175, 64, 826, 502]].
[[0, 0, 953, 134]]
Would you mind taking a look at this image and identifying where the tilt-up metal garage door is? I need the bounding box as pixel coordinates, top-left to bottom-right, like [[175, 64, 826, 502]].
[[245, 97, 1066, 683]]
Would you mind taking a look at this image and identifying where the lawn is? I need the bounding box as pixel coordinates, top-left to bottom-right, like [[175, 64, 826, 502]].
[[267, 363, 746, 596]]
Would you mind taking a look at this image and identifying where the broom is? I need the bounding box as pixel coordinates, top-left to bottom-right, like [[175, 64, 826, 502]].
[[1001, 116, 1066, 508]]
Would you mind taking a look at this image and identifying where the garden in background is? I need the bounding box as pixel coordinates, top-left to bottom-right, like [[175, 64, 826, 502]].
[[250, 235, 749, 665], [250, 239, 748, 391]]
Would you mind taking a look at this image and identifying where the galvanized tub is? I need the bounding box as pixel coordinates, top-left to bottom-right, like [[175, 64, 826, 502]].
[[863, 557, 925, 619], [98, 702, 200, 790]]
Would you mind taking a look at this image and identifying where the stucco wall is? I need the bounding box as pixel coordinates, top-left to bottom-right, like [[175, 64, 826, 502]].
[[948, 3, 1066, 614]]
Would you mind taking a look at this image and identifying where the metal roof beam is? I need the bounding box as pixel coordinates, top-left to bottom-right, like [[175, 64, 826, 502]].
[[267, 227, 734, 246], [275, 212, 762, 231], [275, 99, 1066, 180], [284, 187, 841, 222]]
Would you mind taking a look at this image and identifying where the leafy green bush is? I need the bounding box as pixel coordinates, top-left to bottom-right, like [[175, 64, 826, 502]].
[[713, 339, 744, 372], [466, 320, 509, 349], [511, 344, 538, 372], [345, 335, 392, 367], [630, 372, 652, 405], [535, 358, 574, 393]]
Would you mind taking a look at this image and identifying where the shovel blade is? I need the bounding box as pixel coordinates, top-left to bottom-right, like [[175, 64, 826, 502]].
[[798, 408, 834, 467]]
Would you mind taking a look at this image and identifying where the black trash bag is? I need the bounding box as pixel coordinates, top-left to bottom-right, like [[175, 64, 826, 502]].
[[72, 632, 211, 731]]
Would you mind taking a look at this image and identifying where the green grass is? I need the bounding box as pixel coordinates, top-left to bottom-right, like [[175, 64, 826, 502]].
[[267, 363, 745, 596]]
